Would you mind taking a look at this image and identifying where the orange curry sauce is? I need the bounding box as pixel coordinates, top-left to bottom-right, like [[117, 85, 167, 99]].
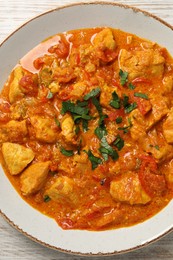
[[1, 27, 173, 230]]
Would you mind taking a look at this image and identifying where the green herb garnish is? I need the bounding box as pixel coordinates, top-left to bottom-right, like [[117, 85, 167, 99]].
[[119, 69, 128, 86], [128, 83, 136, 90], [113, 135, 124, 151], [134, 92, 149, 100], [84, 149, 102, 170], [125, 102, 137, 113], [60, 147, 74, 157], [110, 91, 121, 109], [44, 195, 51, 202], [54, 118, 60, 127], [84, 88, 101, 101], [116, 116, 122, 124], [100, 137, 119, 161]]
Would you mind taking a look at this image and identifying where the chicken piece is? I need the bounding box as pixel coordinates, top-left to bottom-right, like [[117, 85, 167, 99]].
[[93, 28, 116, 51], [9, 66, 24, 103], [100, 84, 113, 108], [163, 108, 173, 144], [119, 49, 165, 80], [48, 81, 60, 94], [10, 101, 27, 120], [130, 109, 146, 141], [2, 142, 34, 175], [110, 172, 151, 205], [145, 98, 168, 131], [141, 133, 173, 163], [30, 116, 58, 143], [70, 82, 86, 98], [0, 120, 27, 143], [162, 75, 173, 94], [45, 176, 79, 205], [20, 161, 50, 195], [61, 114, 76, 144]]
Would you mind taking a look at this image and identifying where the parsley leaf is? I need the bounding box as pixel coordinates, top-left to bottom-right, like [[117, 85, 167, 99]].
[[119, 69, 128, 86], [84, 88, 101, 101], [84, 149, 102, 170], [134, 92, 149, 100], [60, 147, 74, 157], [43, 195, 51, 202], [113, 135, 124, 151], [110, 91, 121, 109], [125, 102, 137, 113], [128, 83, 136, 90], [115, 116, 122, 124], [100, 137, 119, 161], [54, 118, 60, 127]]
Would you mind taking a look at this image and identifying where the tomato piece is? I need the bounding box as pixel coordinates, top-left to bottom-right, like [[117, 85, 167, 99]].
[[58, 85, 74, 101], [139, 154, 157, 173], [98, 49, 118, 63], [19, 74, 38, 95], [33, 57, 44, 70], [139, 170, 166, 197], [134, 97, 150, 115], [138, 154, 167, 197], [48, 36, 69, 59], [107, 108, 125, 121]]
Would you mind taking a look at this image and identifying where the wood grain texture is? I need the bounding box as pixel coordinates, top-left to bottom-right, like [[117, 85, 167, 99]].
[[0, 0, 173, 259]]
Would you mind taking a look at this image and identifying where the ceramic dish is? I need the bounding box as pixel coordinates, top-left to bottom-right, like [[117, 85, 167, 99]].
[[0, 1, 173, 256]]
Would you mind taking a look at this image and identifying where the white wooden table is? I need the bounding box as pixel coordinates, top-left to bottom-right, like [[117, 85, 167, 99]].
[[1, 0, 173, 259]]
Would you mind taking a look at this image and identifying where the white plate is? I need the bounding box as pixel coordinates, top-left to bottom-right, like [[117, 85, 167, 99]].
[[0, 1, 173, 256]]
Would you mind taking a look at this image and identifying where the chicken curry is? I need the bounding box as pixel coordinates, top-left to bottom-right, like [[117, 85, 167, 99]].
[[1, 27, 173, 230]]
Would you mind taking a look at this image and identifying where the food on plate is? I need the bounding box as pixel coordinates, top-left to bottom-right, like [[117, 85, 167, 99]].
[[0, 27, 173, 230]]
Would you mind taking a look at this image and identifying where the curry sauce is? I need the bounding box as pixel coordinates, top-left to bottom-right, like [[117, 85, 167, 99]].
[[1, 27, 173, 230]]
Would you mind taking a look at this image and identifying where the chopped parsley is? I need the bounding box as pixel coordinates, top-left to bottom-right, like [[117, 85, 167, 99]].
[[54, 118, 60, 127], [124, 102, 137, 113], [110, 91, 121, 109], [119, 69, 128, 86], [149, 144, 160, 150], [100, 137, 119, 161], [43, 195, 51, 203], [113, 135, 124, 151], [128, 83, 136, 90], [115, 116, 122, 124], [84, 149, 102, 170], [84, 87, 101, 100], [60, 147, 74, 157], [134, 92, 149, 100]]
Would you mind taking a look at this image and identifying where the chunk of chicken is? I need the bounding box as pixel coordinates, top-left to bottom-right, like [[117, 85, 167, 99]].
[[45, 176, 79, 205], [130, 109, 146, 141], [163, 108, 173, 143], [110, 172, 151, 205], [70, 82, 86, 98], [93, 28, 116, 51], [2, 142, 34, 175], [119, 49, 165, 80], [61, 114, 76, 144], [0, 120, 27, 143], [30, 116, 58, 143], [141, 131, 173, 163], [100, 84, 113, 108], [162, 75, 173, 94], [20, 161, 50, 195], [148, 96, 169, 127], [9, 66, 24, 103]]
